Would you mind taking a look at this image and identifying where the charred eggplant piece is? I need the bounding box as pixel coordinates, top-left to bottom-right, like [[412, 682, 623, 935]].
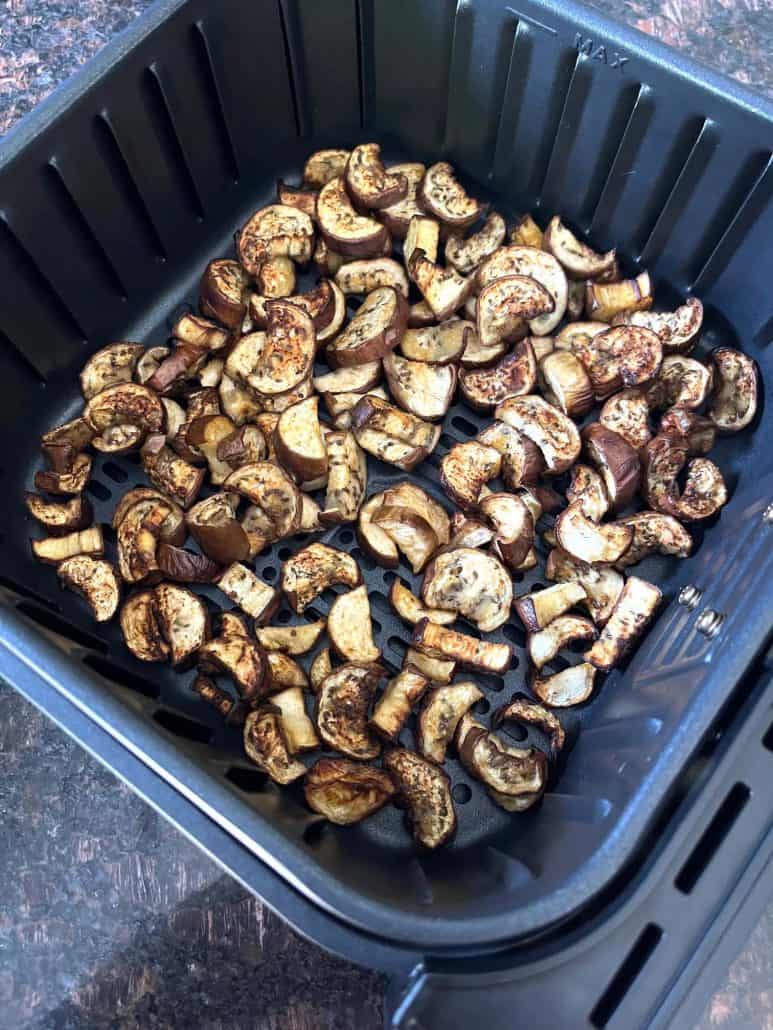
[[539, 350, 594, 417], [345, 143, 407, 209], [439, 441, 501, 509], [566, 464, 609, 522], [542, 216, 616, 280], [413, 618, 511, 675], [495, 394, 581, 474], [237, 204, 313, 276], [200, 258, 250, 329], [281, 542, 360, 613], [526, 614, 597, 670], [243, 707, 306, 785], [646, 355, 712, 411], [616, 511, 692, 568], [328, 286, 407, 367], [57, 555, 120, 622], [351, 394, 440, 470], [383, 748, 456, 849], [255, 619, 326, 656], [25, 492, 93, 535], [459, 340, 537, 412], [419, 162, 483, 230], [225, 461, 302, 542], [708, 347, 759, 433], [554, 501, 633, 564], [586, 272, 652, 322], [199, 633, 268, 705], [328, 585, 381, 664], [532, 664, 596, 707], [399, 319, 467, 365], [303, 148, 350, 188], [407, 248, 472, 321], [418, 681, 483, 764], [317, 176, 388, 258], [217, 562, 278, 623], [600, 389, 652, 451], [494, 696, 566, 754], [476, 275, 554, 349], [370, 667, 430, 742], [478, 492, 535, 570], [476, 420, 544, 489], [612, 297, 703, 353], [584, 576, 662, 671], [153, 583, 210, 666], [357, 494, 399, 567], [120, 589, 169, 663], [316, 662, 385, 760], [659, 407, 716, 456], [383, 351, 457, 421], [80, 342, 144, 400], [477, 245, 568, 335], [456, 715, 547, 809], [141, 436, 205, 509], [422, 547, 513, 632], [514, 581, 587, 633], [582, 423, 641, 511], [309, 647, 333, 693], [305, 759, 395, 824], [186, 493, 250, 565], [446, 212, 506, 275], [545, 548, 624, 627]]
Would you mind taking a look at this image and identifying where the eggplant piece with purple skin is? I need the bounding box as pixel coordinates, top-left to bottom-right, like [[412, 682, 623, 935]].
[[383, 748, 457, 849]]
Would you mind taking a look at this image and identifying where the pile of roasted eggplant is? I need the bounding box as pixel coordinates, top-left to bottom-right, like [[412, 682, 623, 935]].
[[25, 143, 759, 850]]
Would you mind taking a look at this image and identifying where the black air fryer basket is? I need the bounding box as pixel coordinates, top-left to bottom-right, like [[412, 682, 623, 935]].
[[1, 1, 772, 1026]]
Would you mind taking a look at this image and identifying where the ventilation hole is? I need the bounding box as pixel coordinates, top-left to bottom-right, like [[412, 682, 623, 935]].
[[351, 546, 375, 571], [382, 570, 397, 585], [451, 415, 477, 437], [479, 674, 505, 693], [452, 783, 472, 804], [259, 545, 273, 559], [439, 432, 456, 449], [83, 654, 159, 699], [17, 603, 109, 653], [474, 698, 491, 715], [510, 653, 520, 670], [303, 820, 327, 846], [278, 610, 292, 625], [590, 924, 662, 1028], [502, 722, 528, 743], [0, 575, 60, 611], [503, 624, 526, 648], [304, 606, 322, 622], [338, 529, 354, 544], [225, 765, 268, 793], [763, 721, 773, 751], [263, 566, 277, 582], [371, 618, 382, 634], [87, 480, 112, 502], [153, 708, 213, 744], [102, 461, 128, 483], [278, 546, 292, 561], [369, 591, 391, 617], [675, 783, 750, 894]]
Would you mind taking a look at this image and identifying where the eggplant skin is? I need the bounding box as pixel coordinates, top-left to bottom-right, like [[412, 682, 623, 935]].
[[383, 748, 457, 849]]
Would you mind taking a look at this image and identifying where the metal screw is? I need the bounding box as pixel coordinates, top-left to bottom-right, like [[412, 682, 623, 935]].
[[678, 584, 702, 610], [764, 503, 773, 525], [696, 608, 724, 638]]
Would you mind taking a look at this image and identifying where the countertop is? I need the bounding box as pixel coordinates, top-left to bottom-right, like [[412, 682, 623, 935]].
[[0, 1, 772, 1028]]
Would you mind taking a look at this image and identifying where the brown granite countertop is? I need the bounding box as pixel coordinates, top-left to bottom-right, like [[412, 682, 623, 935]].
[[0, 2, 772, 1028]]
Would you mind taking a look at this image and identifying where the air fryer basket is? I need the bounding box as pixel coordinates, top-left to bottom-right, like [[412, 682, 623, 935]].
[[0, 0, 771, 967]]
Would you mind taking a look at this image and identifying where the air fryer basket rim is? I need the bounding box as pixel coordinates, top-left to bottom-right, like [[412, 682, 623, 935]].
[[1, 0, 772, 955]]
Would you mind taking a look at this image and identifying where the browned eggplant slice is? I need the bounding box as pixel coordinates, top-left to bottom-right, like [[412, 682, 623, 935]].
[[255, 619, 326, 656], [643, 436, 728, 521], [419, 162, 483, 230], [514, 581, 587, 633], [478, 492, 535, 570], [542, 216, 617, 280], [236, 204, 313, 276], [317, 176, 389, 258], [153, 583, 210, 666], [555, 501, 633, 564], [379, 162, 426, 237], [320, 430, 366, 523], [539, 350, 594, 417], [566, 464, 610, 522], [351, 395, 440, 470], [389, 578, 456, 627], [545, 548, 624, 626], [612, 297, 703, 353], [357, 494, 399, 567], [199, 633, 268, 705], [584, 576, 662, 671], [413, 618, 512, 675], [659, 407, 716, 456], [345, 143, 407, 209], [335, 256, 409, 297], [477, 245, 568, 335], [399, 320, 468, 364], [616, 511, 692, 568], [383, 748, 456, 849], [191, 674, 245, 725], [225, 461, 302, 542], [403, 214, 440, 266], [217, 562, 278, 623], [445, 212, 506, 274], [477, 275, 554, 349], [383, 350, 457, 420], [708, 347, 759, 433], [495, 394, 581, 474], [328, 286, 408, 367], [600, 389, 652, 451], [459, 340, 537, 412], [57, 555, 120, 622], [370, 667, 430, 741], [586, 271, 652, 322], [328, 585, 381, 664], [281, 542, 361, 613], [403, 647, 456, 684], [80, 342, 144, 399], [456, 715, 547, 807], [407, 248, 472, 321], [120, 589, 169, 663], [493, 696, 566, 754], [243, 707, 306, 785], [141, 436, 205, 509], [269, 686, 318, 752], [510, 213, 543, 248], [305, 758, 395, 824], [526, 614, 597, 670], [303, 148, 350, 188], [35, 452, 93, 496], [25, 492, 93, 535], [309, 647, 334, 693], [313, 361, 382, 395], [417, 681, 483, 764], [532, 664, 596, 707], [274, 396, 328, 487], [582, 422, 641, 511], [422, 547, 513, 632], [439, 440, 501, 508], [267, 652, 311, 691], [476, 420, 544, 489], [186, 493, 251, 565], [316, 662, 386, 760], [156, 544, 221, 584], [371, 507, 438, 574], [646, 354, 712, 411]]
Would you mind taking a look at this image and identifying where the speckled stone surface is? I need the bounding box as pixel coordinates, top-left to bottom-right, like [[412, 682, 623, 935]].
[[0, 2, 772, 1029]]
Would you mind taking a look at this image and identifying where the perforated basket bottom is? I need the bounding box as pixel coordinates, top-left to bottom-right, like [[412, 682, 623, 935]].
[[0, 146, 751, 922]]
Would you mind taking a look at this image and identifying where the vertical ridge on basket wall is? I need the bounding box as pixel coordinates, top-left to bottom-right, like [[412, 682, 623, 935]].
[[368, 0, 456, 155], [194, 0, 297, 176]]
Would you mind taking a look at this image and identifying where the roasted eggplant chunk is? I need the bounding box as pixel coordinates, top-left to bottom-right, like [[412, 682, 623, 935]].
[[281, 542, 360, 613], [243, 707, 306, 785], [370, 666, 430, 741], [584, 576, 662, 671], [417, 681, 483, 764], [57, 555, 120, 622], [412, 618, 512, 675], [305, 759, 395, 824], [383, 748, 457, 849], [316, 662, 386, 760]]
